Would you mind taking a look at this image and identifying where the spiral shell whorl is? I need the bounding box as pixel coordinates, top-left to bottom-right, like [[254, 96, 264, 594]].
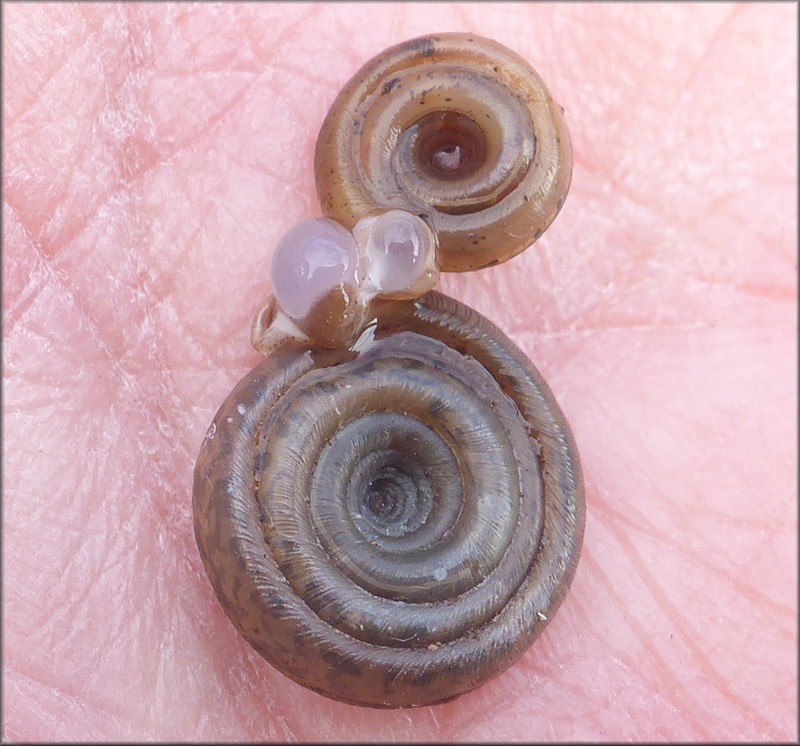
[[315, 33, 573, 272], [193, 292, 584, 708]]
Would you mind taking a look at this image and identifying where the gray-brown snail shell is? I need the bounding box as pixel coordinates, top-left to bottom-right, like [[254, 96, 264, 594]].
[[193, 292, 584, 708], [192, 33, 584, 709]]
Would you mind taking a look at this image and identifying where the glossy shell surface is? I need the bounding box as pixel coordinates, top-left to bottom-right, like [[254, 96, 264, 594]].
[[315, 33, 573, 272]]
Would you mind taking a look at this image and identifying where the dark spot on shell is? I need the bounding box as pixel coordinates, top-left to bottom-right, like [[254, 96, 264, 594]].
[[272, 417, 291, 438], [429, 399, 448, 417], [557, 197, 565, 210], [304, 579, 323, 600], [415, 37, 436, 57], [384, 667, 402, 684], [411, 668, 438, 687], [321, 649, 363, 678], [382, 77, 400, 95], [264, 589, 288, 614], [279, 538, 299, 554], [487, 258, 500, 267]]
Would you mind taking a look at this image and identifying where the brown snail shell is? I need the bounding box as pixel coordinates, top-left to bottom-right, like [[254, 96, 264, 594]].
[[315, 33, 573, 272], [193, 291, 585, 708]]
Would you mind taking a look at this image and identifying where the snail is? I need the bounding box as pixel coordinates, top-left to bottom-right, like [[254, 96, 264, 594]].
[[193, 33, 584, 709], [315, 33, 572, 271]]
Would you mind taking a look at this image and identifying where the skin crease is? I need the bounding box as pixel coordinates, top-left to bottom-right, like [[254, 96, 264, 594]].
[[1, 1, 796, 741]]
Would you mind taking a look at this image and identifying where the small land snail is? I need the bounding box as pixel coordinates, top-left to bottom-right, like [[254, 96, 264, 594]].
[[193, 32, 584, 709]]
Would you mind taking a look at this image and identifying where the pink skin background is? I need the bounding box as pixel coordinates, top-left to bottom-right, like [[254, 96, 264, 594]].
[[2, 2, 797, 742]]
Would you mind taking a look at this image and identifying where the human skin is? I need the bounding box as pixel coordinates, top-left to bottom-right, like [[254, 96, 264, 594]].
[[2, 2, 796, 742]]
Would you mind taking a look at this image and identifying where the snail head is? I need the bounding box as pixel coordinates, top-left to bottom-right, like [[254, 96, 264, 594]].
[[252, 210, 439, 352]]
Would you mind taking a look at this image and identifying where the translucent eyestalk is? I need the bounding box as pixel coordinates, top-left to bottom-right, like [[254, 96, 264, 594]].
[[254, 211, 439, 350], [352, 210, 439, 300]]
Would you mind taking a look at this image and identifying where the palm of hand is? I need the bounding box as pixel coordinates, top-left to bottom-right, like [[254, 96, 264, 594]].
[[3, 4, 796, 741]]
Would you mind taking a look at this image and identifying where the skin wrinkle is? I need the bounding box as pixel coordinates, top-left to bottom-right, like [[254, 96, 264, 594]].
[[149, 599, 180, 737], [681, 5, 743, 93], [32, 515, 152, 676], [599, 446, 792, 545], [559, 592, 663, 698], [589, 332, 791, 472], [6, 201, 205, 652], [277, 61, 341, 92], [584, 20, 784, 241], [12, 4, 310, 273], [146, 557, 226, 736], [444, 652, 600, 740], [702, 277, 797, 304], [583, 367, 747, 498], [131, 15, 329, 345], [4, 2, 796, 742], [145, 12, 259, 78], [94, 23, 200, 486], [602, 438, 777, 544], [231, 6, 269, 69], [14, 93, 218, 505], [4, 8, 91, 126], [387, 3, 405, 45], [599, 497, 794, 630], [43, 52, 130, 252], [215, 149, 301, 203], [8, 18, 132, 255], [600, 523, 778, 737], [147, 69, 258, 160], [19, 222, 196, 477], [241, 4, 326, 64], [4, 668, 138, 741], [540, 279, 789, 347], [495, 201, 756, 336], [2, 211, 51, 338], [560, 356, 792, 732], [580, 552, 716, 742]]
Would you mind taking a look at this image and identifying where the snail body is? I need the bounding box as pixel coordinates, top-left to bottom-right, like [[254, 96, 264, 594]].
[[193, 292, 584, 708], [193, 32, 584, 708]]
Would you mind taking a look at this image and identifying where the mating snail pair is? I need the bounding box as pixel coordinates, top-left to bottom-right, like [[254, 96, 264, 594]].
[[192, 33, 585, 709]]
